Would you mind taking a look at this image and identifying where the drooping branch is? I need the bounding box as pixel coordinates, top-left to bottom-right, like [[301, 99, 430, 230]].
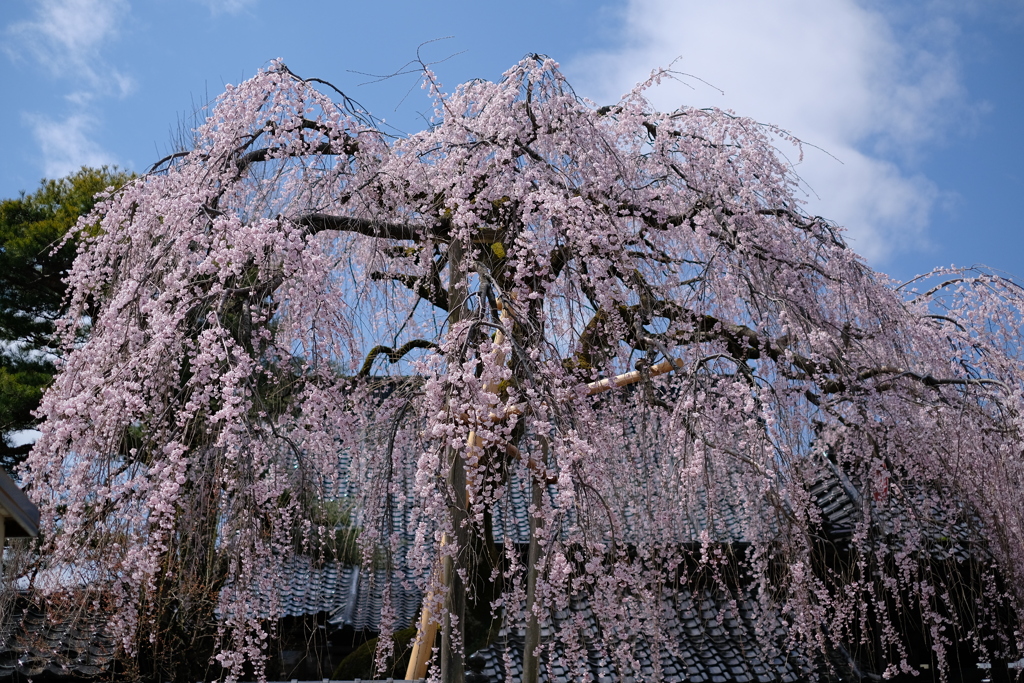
[[370, 270, 449, 311], [358, 339, 440, 377], [151, 117, 359, 175], [294, 213, 424, 241], [575, 298, 1006, 400], [575, 302, 764, 370], [235, 141, 336, 170]]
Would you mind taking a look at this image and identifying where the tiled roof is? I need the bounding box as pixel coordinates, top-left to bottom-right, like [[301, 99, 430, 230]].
[[468, 588, 824, 683], [0, 435, 984, 681], [805, 456, 981, 562], [0, 595, 115, 679], [491, 462, 772, 546], [273, 557, 422, 631]]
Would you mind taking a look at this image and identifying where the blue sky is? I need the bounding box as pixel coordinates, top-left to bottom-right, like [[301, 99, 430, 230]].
[[1, 0, 1022, 284]]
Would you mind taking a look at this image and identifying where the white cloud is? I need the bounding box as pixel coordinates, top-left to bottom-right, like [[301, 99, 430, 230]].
[[193, 0, 258, 16], [570, 0, 971, 265], [5, 1, 128, 180], [27, 112, 117, 179], [6, 0, 133, 96]]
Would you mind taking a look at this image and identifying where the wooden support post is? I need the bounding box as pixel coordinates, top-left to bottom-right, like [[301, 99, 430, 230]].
[[406, 309, 680, 680], [404, 562, 441, 680], [585, 358, 684, 395], [406, 303, 510, 681]]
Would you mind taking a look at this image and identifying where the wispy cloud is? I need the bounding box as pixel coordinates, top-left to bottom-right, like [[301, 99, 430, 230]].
[[6, 0, 133, 96], [27, 112, 117, 179], [5, 0, 131, 180], [193, 0, 258, 16], [570, 0, 974, 265]]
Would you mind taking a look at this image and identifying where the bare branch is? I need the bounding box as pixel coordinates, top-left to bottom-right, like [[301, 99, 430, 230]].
[[358, 339, 440, 377], [294, 213, 424, 240]]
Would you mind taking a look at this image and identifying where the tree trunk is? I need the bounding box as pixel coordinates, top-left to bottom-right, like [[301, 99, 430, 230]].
[[522, 443, 546, 683], [440, 237, 468, 683], [440, 458, 467, 683]]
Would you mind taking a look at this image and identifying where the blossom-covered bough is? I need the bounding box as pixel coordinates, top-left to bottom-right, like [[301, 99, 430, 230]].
[[24, 56, 1024, 681]]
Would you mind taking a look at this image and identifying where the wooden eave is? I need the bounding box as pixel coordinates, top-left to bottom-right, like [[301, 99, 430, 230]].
[[0, 467, 39, 538]]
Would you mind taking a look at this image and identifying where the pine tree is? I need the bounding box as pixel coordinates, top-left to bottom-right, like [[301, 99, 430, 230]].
[[0, 167, 132, 472]]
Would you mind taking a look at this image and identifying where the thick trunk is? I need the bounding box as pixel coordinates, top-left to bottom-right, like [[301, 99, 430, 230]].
[[522, 444, 546, 683], [440, 454, 467, 683], [440, 238, 468, 683]]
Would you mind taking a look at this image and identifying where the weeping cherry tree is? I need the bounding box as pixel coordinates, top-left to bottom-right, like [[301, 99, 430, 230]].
[[23, 56, 1024, 681]]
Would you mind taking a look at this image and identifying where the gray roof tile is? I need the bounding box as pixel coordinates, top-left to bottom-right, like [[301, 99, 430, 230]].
[[467, 588, 823, 683], [0, 596, 115, 679]]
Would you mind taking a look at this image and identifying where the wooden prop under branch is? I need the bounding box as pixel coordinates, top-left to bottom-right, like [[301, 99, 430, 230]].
[[403, 350, 681, 679]]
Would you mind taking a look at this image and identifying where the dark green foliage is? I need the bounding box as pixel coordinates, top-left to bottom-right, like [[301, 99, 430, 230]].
[[0, 166, 132, 473], [330, 550, 503, 681], [332, 626, 418, 680]]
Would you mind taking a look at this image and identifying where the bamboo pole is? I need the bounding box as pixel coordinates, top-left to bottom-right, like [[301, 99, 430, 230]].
[[404, 561, 441, 679], [461, 356, 685, 426], [585, 357, 684, 395]]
